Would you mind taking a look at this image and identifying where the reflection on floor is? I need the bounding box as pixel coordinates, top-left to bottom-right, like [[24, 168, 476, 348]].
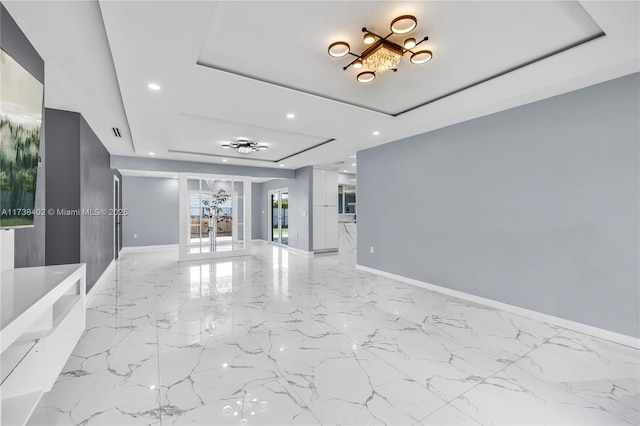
[[28, 245, 639, 425], [271, 230, 288, 246], [188, 236, 245, 253]]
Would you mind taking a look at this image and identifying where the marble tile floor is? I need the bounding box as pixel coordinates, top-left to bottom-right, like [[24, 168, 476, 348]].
[[27, 244, 639, 426]]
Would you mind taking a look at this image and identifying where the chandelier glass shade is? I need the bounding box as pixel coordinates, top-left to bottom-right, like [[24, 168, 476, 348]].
[[221, 139, 268, 154], [361, 41, 403, 74], [327, 14, 433, 83]]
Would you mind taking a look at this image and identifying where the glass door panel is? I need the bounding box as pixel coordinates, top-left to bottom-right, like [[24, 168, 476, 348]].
[[269, 189, 288, 246], [281, 192, 288, 246], [270, 193, 279, 244], [189, 192, 203, 253], [234, 181, 245, 250], [180, 175, 251, 260]]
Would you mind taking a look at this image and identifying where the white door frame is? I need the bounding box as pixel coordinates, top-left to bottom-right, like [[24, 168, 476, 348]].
[[267, 188, 288, 246], [178, 173, 252, 261], [113, 175, 121, 260]]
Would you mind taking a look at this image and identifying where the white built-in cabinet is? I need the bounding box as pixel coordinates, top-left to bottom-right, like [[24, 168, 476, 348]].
[[1, 264, 86, 426], [312, 168, 338, 251]]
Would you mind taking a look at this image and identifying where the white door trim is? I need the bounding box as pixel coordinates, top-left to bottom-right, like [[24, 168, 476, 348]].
[[178, 173, 252, 261], [113, 175, 121, 260], [267, 188, 288, 246]]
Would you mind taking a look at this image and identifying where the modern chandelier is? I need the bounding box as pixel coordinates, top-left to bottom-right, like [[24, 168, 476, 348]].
[[221, 139, 268, 154], [327, 15, 433, 83]]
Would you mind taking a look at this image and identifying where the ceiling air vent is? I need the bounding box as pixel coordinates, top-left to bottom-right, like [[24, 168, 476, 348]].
[[112, 127, 122, 138]]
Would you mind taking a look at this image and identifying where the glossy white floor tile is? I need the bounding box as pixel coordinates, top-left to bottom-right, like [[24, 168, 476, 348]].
[[27, 245, 639, 425]]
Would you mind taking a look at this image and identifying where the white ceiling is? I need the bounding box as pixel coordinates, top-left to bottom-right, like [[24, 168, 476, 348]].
[[172, 113, 330, 163], [3, 1, 639, 177], [2, 0, 135, 157], [198, 1, 602, 115]]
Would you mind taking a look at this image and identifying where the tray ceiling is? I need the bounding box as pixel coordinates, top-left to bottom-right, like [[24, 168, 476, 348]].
[[171, 114, 331, 163], [198, 1, 603, 116], [3, 1, 637, 171]]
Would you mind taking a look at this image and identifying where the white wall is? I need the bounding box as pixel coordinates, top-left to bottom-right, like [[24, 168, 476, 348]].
[[1, 230, 15, 273]]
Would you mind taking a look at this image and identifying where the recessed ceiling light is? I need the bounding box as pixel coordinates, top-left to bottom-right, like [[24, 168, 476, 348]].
[[222, 159, 228, 162], [373, 131, 380, 135], [148, 152, 155, 156], [352, 163, 356, 166], [280, 164, 285, 167], [343, 169, 348, 173], [286, 113, 295, 119], [147, 83, 161, 91]]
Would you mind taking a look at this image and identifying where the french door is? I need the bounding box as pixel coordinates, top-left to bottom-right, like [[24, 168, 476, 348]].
[[268, 189, 288, 246], [179, 174, 251, 261]]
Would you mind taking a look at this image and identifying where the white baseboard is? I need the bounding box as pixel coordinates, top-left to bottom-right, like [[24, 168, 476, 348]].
[[286, 245, 314, 257], [356, 264, 640, 350], [121, 244, 178, 253], [86, 259, 115, 304], [314, 248, 338, 254]]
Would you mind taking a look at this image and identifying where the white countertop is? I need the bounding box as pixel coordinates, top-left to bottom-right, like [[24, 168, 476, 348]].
[[1, 264, 84, 331]]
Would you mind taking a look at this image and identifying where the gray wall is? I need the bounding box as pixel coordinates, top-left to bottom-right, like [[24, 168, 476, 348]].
[[122, 176, 178, 247], [254, 166, 313, 252], [1, 3, 46, 267], [45, 110, 81, 266], [357, 73, 640, 338], [44, 108, 120, 291], [80, 118, 121, 288], [251, 183, 263, 240]]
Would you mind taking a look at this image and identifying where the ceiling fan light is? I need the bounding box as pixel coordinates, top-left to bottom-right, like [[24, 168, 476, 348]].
[[410, 50, 433, 64], [404, 37, 417, 49], [390, 15, 417, 34], [328, 41, 350, 58], [353, 59, 363, 69], [356, 71, 376, 83], [363, 33, 375, 45]]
